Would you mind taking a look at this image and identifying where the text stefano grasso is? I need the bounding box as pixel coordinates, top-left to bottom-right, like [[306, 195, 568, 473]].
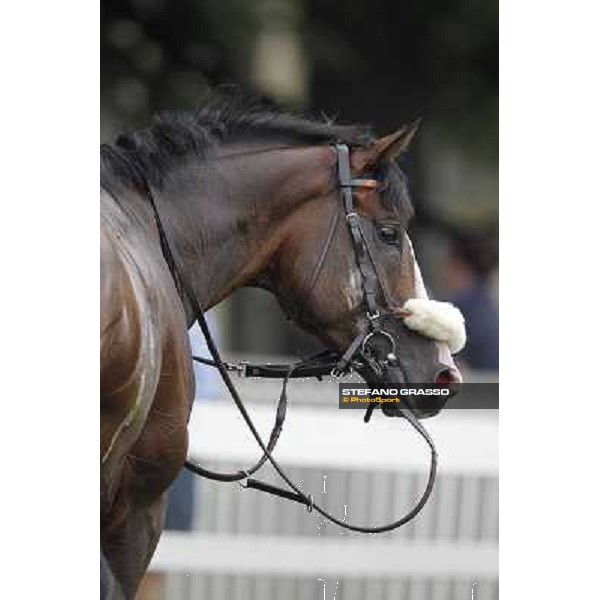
[[342, 388, 451, 396]]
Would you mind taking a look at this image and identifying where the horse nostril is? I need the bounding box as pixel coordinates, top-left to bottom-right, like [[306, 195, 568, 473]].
[[435, 368, 462, 385]]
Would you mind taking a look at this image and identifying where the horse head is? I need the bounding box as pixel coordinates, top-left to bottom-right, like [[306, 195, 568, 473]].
[[269, 124, 464, 417]]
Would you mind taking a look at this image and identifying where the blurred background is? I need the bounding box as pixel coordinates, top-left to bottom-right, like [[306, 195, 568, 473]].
[[101, 1, 498, 598]]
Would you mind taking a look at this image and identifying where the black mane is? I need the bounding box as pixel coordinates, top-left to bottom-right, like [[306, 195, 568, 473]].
[[101, 95, 413, 223]]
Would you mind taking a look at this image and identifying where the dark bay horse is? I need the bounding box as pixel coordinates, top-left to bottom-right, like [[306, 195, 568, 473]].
[[100, 100, 461, 597]]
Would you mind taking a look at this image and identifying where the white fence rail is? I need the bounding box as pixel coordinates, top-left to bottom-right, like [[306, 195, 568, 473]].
[[153, 533, 498, 578], [185, 402, 498, 475], [149, 400, 498, 599]]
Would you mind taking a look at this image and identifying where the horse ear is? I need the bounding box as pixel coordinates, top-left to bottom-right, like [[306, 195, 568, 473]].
[[352, 119, 421, 171]]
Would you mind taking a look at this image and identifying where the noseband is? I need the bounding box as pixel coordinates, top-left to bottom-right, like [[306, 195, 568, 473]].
[[138, 143, 438, 534]]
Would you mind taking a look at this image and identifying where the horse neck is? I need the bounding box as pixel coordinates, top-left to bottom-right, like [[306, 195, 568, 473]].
[[150, 143, 335, 322]]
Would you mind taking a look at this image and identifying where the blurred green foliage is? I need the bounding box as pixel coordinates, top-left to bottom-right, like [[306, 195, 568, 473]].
[[101, 0, 497, 159]]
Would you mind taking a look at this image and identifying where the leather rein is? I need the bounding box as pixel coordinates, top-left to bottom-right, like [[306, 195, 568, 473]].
[[143, 143, 438, 534]]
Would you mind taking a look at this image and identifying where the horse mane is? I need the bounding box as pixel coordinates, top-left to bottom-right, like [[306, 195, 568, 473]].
[[101, 94, 413, 223]]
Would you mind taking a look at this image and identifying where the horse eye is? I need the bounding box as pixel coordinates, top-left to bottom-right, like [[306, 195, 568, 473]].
[[378, 226, 400, 246]]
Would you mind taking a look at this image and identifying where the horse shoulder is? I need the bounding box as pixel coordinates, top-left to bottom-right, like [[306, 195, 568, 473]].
[[100, 191, 193, 504]]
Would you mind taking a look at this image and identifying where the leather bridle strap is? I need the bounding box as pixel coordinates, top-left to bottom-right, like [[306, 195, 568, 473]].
[[331, 144, 392, 375], [336, 144, 381, 322], [245, 405, 436, 533], [300, 205, 342, 313], [192, 350, 340, 379]]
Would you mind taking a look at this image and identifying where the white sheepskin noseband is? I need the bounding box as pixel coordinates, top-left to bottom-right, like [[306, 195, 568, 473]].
[[399, 298, 466, 354]]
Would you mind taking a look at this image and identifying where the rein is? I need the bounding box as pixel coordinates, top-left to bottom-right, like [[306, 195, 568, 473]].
[[140, 143, 438, 533]]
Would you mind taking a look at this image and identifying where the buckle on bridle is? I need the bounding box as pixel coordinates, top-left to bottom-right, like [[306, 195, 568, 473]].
[[330, 366, 345, 379], [225, 360, 248, 377], [236, 470, 250, 490], [305, 494, 314, 513]]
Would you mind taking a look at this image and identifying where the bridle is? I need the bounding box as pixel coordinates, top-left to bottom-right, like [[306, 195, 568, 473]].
[[139, 143, 438, 533], [328, 144, 402, 378]]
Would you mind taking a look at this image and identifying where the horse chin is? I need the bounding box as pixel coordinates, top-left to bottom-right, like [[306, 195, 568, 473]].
[[357, 358, 407, 387]]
